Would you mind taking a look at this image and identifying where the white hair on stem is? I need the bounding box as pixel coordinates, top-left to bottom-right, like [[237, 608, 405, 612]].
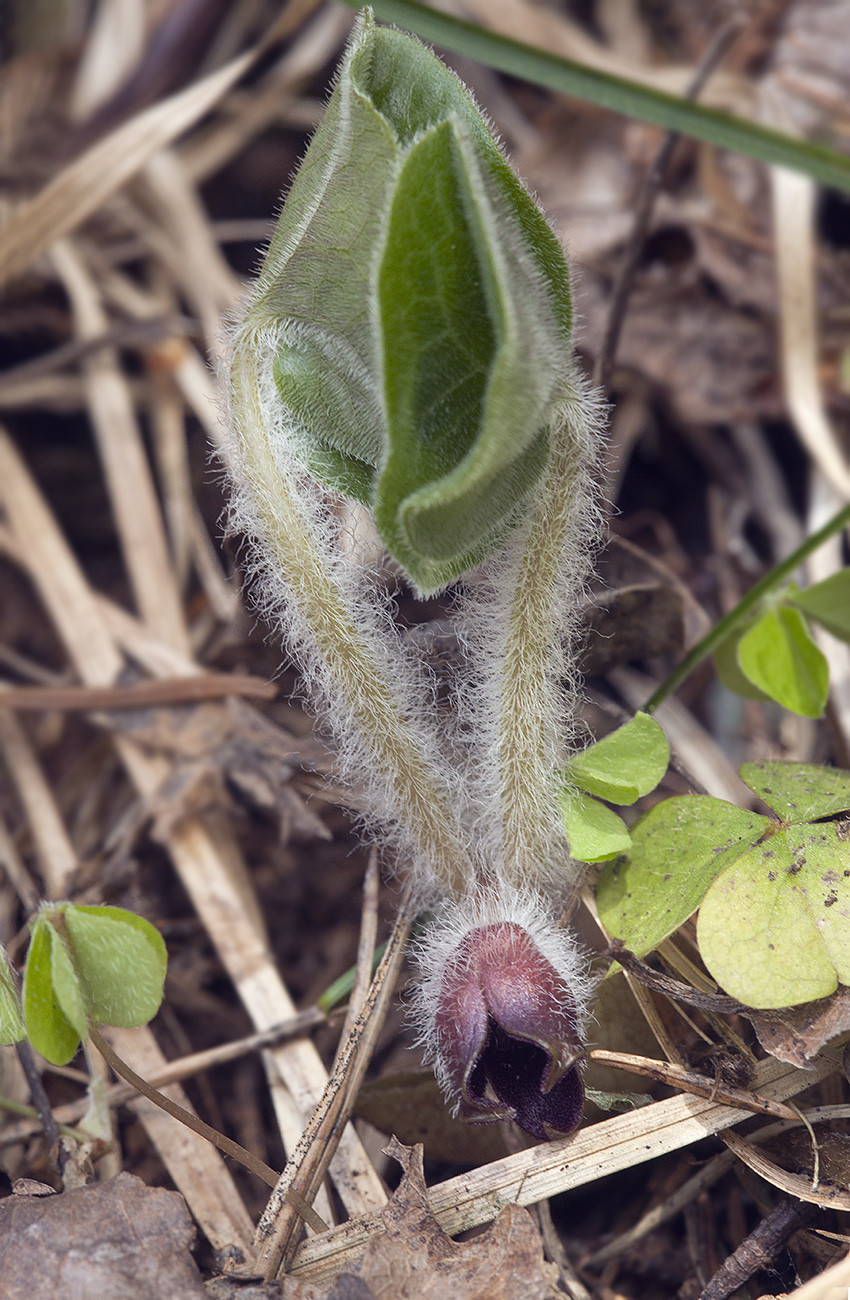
[[453, 364, 606, 895], [228, 321, 478, 903]]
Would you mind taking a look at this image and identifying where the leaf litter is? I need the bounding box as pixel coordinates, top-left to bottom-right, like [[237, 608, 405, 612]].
[[0, 0, 849, 1298]]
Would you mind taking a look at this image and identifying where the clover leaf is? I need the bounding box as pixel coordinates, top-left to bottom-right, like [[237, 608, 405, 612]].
[[564, 713, 669, 863], [22, 904, 166, 1066]]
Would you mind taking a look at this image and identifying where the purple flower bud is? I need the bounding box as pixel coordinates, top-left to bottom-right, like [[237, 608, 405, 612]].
[[433, 921, 585, 1141]]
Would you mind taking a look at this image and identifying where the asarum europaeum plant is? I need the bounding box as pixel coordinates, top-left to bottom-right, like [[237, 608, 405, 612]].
[[228, 9, 604, 1139]]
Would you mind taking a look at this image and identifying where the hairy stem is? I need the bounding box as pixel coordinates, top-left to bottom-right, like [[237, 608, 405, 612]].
[[499, 396, 597, 885], [231, 337, 474, 899]]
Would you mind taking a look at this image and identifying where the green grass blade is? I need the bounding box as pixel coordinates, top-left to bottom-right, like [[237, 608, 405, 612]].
[[344, 0, 850, 196]]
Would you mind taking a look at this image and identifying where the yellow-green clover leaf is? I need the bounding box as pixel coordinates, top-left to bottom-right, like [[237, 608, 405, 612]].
[[596, 797, 772, 956], [567, 712, 669, 804], [23, 914, 87, 1066], [0, 950, 24, 1046], [563, 713, 669, 862], [736, 606, 828, 718], [698, 820, 850, 1008], [22, 904, 166, 1066], [561, 791, 632, 862]]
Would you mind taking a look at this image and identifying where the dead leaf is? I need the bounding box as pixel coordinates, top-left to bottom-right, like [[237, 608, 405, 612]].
[[0, 1171, 205, 1300], [100, 697, 331, 839], [338, 1141, 558, 1300], [747, 986, 850, 1068]]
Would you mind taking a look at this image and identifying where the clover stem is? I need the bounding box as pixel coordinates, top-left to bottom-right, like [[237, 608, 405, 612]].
[[88, 1027, 287, 1195], [642, 501, 850, 714]]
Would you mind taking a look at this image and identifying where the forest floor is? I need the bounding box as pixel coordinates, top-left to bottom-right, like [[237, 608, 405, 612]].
[[0, 1, 849, 1297]]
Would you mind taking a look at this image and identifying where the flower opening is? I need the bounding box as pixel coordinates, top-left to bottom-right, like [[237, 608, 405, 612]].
[[433, 921, 585, 1140]]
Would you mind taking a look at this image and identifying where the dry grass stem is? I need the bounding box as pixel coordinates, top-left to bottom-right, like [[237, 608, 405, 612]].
[[0, 49, 255, 287], [289, 1045, 845, 1282], [254, 899, 411, 1278]]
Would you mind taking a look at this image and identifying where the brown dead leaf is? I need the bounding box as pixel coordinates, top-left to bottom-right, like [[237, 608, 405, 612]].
[[747, 986, 850, 1068], [100, 697, 331, 839], [322, 1141, 558, 1300], [0, 1171, 205, 1300]]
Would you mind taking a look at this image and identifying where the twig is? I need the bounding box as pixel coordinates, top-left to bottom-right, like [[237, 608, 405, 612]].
[[335, 850, 380, 1060], [593, 17, 744, 391], [607, 941, 745, 1013], [698, 1197, 818, 1300], [588, 1050, 800, 1121], [0, 673, 277, 711], [15, 1042, 61, 1169], [255, 893, 413, 1279], [89, 1026, 281, 1190]]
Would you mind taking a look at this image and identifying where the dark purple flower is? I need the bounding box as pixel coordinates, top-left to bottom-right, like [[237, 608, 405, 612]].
[[434, 921, 585, 1141]]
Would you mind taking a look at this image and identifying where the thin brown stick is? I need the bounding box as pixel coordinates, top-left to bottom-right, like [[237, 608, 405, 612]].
[[255, 894, 413, 1279], [609, 941, 746, 1014], [593, 17, 744, 391], [89, 1026, 281, 1190], [589, 1050, 800, 1121], [0, 673, 277, 711], [335, 850, 380, 1060]]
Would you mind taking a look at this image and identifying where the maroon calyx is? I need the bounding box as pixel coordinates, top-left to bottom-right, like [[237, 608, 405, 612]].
[[434, 921, 585, 1141]]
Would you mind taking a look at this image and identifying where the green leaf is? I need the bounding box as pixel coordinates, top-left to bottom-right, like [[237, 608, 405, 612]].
[[596, 797, 772, 956], [0, 952, 24, 1045], [713, 626, 772, 702], [562, 791, 632, 862], [22, 918, 82, 1067], [247, 11, 578, 594], [698, 820, 850, 1008], [790, 570, 850, 643], [47, 922, 89, 1043], [736, 607, 829, 717], [375, 117, 554, 588], [740, 760, 850, 823], [567, 712, 669, 804], [348, 1, 850, 197], [63, 906, 166, 1029]]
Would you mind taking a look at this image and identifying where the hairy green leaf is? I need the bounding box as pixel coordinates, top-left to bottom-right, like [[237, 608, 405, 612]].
[[246, 9, 579, 593], [63, 906, 166, 1029], [349, 0, 850, 197], [562, 791, 632, 862], [22, 918, 82, 1067], [698, 820, 850, 1007], [0, 952, 24, 1045], [567, 712, 669, 804], [736, 607, 829, 717], [596, 797, 772, 955], [790, 570, 850, 644]]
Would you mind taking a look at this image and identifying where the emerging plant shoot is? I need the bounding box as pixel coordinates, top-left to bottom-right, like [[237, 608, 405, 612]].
[[229, 8, 604, 1138]]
